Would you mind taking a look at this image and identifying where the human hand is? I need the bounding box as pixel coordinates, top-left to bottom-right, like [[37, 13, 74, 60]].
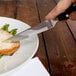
[[45, 0, 75, 20]]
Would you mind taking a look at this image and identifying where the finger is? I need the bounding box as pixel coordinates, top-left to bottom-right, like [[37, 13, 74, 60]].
[[45, 7, 59, 20], [45, 0, 72, 20], [45, 6, 66, 20]]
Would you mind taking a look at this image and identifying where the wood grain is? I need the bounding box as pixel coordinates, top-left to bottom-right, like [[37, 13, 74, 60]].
[[37, 0, 76, 75], [0, 0, 16, 17], [44, 21, 76, 76]]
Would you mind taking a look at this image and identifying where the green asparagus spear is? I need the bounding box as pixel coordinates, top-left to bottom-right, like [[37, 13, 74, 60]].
[[1, 24, 9, 32], [0, 54, 3, 59], [9, 29, 17, 36]]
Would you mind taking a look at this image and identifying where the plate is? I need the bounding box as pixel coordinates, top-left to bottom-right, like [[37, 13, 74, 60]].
[[0, 17, 39, 75]]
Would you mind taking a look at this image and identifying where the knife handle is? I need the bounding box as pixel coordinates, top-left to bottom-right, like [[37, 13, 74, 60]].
[[57, 4, 76, 21]]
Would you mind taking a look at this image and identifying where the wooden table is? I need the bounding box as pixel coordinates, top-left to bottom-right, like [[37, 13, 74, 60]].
[[0, 0, 76, 76]]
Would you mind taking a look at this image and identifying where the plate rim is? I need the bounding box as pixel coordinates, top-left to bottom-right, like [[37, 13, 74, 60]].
[[0, 17, 39, 76]]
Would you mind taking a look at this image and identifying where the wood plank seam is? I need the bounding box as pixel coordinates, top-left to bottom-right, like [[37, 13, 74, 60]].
[[13, 0, 18, 19], [66, 22, 76, 41], [42, 33, 53, 76], [36, 0, 51, 74]]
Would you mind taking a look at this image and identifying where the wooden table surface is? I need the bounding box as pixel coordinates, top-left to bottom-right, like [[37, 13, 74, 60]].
[[0, 0, 76, 76]]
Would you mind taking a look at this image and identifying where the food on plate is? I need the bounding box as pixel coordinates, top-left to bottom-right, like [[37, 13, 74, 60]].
[[0, 24, 20, 56], [1, 24, 17, 35]]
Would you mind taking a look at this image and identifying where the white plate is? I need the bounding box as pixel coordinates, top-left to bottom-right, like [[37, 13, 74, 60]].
[[0, 17, 39, 75]]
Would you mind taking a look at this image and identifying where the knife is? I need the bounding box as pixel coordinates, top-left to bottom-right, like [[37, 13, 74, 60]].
[[5, 4, 76, 41]]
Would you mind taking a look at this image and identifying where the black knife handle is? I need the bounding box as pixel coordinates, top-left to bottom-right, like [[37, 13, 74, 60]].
[[57, 4, 76, 21]]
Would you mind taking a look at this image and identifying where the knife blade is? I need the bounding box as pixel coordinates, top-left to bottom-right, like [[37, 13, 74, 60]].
[[4, 4, 76, 41], [5, 20, 58, 41]]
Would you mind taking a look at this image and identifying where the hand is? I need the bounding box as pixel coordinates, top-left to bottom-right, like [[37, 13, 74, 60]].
[[45, 0, 75, 20]]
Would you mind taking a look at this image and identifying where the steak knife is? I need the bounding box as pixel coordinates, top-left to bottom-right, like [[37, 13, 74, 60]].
[[6, 4, 76, 41]]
